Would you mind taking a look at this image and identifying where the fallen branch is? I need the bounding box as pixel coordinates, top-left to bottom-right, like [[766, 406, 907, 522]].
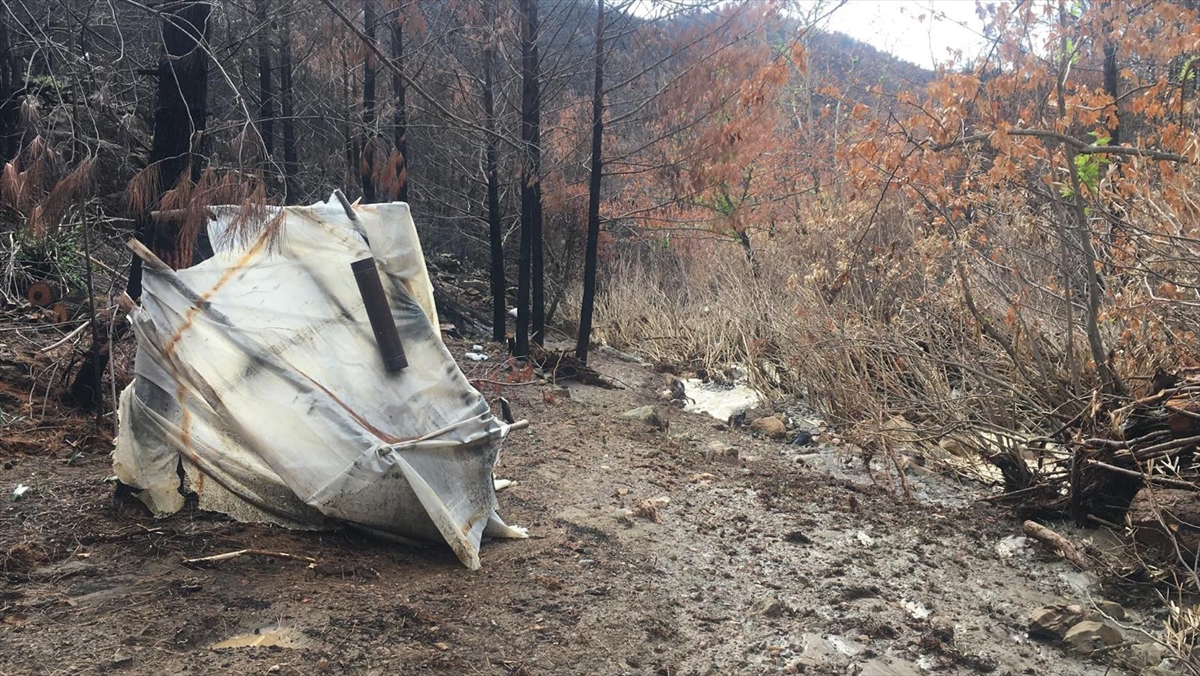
[[38, 320, 91, 353], [1086, 458, 1199, 491], [1022, 520, 1093, 570], [182, 549, 318, 567]]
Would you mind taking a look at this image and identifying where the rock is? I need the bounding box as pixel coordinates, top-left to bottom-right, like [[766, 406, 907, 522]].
[[1028, 604, 1089, 640], [111, 653, 132, 667], [1129, 488, 1200, 554], [791, 430, 813, 446], [741, 405, 775, 424], [749, 597, 788, 618], [1062, 620, 1123, 655], [1095, 600, 1126, 621], [938, 436, 974, 458], [857, 658, 921, 676], [792, 633, 845, 669], [750, 415, 788, 439], [619, 405, 666, 431], [1124, 642, 1168, 669], [704, 441, 739, 463]]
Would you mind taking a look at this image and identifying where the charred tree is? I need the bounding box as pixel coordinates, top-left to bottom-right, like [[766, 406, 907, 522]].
[[360, 0, 378, 203], [484, 0, 505, 343], [78, 1, 211, 411], [280, 22, 299, 204], [1103, 38, 1120, 146], [255, 0, 275, 157], [516, 0, 543, 354], [127, 0, 211, 297], [0, 11, 20, 163], [390, 15, 408, 202], [575, 0, 604, 363], [514, 0, 533, 356]]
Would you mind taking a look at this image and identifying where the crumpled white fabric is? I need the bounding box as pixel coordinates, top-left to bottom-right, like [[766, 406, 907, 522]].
[[113, 197, 525, 569]]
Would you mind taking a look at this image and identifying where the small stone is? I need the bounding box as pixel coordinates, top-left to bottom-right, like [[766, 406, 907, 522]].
[[1095, 600, 1126, 621], [791, 430, 813, 446], [1028, 604, 1088, 640], [750, 415, 788, 439], [433, 642, 451, 651], [857, 658, 921, 676], [938, 437, 973, 457], [111, 653, 132, 667], [1124, 642, 1168, 668], [705, 441, 739, 463], [1062, 620, 1123, 655], [793, 633, 845, 668], [619, 406, 666, 431], [742, 405, 775, 423], [750, 597, 787, 618]]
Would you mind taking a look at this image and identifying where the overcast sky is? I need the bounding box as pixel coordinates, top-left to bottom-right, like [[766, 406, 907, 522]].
[[813, 0, 990, 69]]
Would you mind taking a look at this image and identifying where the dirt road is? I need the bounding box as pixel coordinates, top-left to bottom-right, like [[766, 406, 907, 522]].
[[0, 349, 1149, 675]]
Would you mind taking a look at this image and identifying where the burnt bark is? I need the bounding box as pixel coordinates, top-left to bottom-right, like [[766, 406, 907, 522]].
[[0, 12, 20, 163], [390, 18, 408, 202], [85, 2, 211, 411], [1103, 31, 1120, 145], [484, 0, 505, 343], [255, 0, 275, 157], [516, 0, 543, 353], [360, 0, 378, 203], [280, 22, 299, 204], [575, 0, 605, 364], [514, 0, 535, 356], [127, 0, 211, 299]]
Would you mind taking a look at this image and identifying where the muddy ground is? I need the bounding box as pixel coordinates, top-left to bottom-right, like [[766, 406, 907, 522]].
[[0, 342, 1168, 675]]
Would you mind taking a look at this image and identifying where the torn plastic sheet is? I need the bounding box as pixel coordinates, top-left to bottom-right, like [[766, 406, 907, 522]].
[[113, 197, 525, 569]]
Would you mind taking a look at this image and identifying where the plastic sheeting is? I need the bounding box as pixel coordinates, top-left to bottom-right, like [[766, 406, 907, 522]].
[[113, 197, 525, 569]]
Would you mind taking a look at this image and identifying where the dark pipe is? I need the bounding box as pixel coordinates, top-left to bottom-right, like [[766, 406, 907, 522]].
[[352, 257, 408, 373]]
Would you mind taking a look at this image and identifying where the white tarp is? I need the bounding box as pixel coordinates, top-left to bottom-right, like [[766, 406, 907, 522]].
[[113, 197, 525, 569]]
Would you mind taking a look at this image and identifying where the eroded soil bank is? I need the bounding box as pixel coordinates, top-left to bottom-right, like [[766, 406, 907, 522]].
[[0, 346, 1164, 675]]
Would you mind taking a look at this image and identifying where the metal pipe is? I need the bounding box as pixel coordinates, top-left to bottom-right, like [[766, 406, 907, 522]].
[[352, 257, 407, 373]]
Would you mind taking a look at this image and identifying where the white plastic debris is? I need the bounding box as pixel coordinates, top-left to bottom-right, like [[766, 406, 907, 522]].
[[113, 198, 525, 569], [11, 484, 30, 501], [471, 344, 484, 353], [465, 353, 489, 362], [902, 599, 931, 620]]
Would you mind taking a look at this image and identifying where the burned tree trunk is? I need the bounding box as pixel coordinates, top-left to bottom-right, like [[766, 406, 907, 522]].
[[1103, 30, 1120, 146], [360, 0, 378, 203], [575, 0, 605, 364], [0, 11, 20, 163], [255, 0, 275, 157], [256, 6, 275, 158], [77, 2, 211, 411], [483, 0, 505, 343], [280, 23, 299, 204], [390, 17, 408, 202], [127, 0, 211, 296], [516, 0, 543, 355]]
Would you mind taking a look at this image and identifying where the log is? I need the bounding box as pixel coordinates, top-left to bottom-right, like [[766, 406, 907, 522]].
[[1022, 520, 1093, 570]]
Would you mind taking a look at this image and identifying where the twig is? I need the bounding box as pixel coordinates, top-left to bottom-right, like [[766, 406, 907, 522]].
[[182, 549, 317, 566]]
